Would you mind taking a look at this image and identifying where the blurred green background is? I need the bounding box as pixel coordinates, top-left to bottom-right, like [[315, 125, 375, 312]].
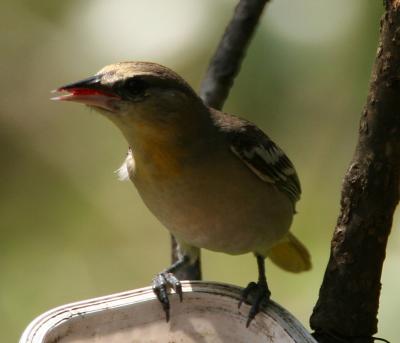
[[1, 0, 399, 342]]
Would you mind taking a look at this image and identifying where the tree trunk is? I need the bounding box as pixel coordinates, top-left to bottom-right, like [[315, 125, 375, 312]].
[[310, 2, 400, 342]]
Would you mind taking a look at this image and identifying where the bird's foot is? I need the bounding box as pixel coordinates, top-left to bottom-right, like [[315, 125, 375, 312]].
[[152, 271, 182, 322], [239, 279, 271, 327]]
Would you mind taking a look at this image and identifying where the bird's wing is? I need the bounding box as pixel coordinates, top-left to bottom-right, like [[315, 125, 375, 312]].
[[212, 111, 301, 204]]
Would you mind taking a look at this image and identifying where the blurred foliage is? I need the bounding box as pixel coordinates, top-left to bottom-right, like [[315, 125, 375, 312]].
[[1, 0, 399, 342]]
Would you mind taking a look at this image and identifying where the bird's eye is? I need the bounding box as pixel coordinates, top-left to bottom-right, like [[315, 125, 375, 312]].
[[125, 77, 148, 95]]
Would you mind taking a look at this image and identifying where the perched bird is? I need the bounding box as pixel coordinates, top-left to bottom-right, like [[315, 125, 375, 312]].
[[53, 62, 311, 326]]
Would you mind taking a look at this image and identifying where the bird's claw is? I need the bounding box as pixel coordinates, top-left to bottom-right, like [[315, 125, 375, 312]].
[[239, 280, 271, 327], [152, 271, 182, 322]]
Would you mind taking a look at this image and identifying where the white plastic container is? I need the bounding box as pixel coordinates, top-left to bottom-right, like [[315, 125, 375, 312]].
[[20, 281, 316, 343]]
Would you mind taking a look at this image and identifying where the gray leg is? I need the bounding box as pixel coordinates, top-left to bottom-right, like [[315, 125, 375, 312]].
[[152, 255, 191, 322], [239, 254, 271, 327]]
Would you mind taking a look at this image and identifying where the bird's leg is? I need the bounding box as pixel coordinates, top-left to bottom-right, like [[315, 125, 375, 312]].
[[239, 254, 271, 327], [152, 255, 190, 322]]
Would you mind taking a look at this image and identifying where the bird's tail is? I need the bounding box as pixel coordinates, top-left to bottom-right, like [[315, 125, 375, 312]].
[[268, 233, 311, 273]]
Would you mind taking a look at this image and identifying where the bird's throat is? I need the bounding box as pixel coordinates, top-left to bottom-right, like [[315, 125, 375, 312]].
[[122, 124, 193, 179]]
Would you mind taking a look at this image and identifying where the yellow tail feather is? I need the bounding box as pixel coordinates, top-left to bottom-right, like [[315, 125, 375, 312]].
[[268, 233, 311, 273]]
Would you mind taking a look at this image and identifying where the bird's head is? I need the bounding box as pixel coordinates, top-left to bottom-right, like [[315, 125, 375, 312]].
[[53, 62, 207, 140]]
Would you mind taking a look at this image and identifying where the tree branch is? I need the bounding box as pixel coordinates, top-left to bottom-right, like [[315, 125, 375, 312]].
[[200, 0, 269, 110], [310, 2, 400, 342], [171, 0, 269, 279]]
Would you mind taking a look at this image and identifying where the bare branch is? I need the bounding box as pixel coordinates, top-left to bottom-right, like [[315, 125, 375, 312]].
[[171, 0, 269, 279], [310, 2, 400, 342], [200, 0, 268, 110]]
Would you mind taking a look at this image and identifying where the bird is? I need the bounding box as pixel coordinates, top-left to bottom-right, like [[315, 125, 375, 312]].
[[52, 61, 311, 326]]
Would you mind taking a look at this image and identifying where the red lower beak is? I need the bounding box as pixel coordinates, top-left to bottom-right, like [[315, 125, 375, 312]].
[[51, 87, 120, 112]]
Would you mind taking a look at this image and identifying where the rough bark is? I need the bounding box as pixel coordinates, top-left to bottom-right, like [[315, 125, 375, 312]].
[[310, 2, 400, 342], [171, 0, 269, 279]]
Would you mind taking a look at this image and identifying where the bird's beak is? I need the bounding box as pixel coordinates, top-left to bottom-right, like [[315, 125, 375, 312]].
[[51, 75, 121, 112]]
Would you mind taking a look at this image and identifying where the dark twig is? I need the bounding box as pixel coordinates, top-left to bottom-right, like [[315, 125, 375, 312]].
[[200, 0, 269, 110], [171, 0, 269, 279], [310, 2, 400, 342]]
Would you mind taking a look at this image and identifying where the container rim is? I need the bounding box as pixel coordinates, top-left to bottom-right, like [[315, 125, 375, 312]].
[[20, 281, 316, 343]]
